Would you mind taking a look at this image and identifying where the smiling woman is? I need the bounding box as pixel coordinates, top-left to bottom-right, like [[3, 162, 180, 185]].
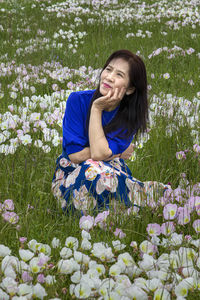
[[52, 49, 169, 213]]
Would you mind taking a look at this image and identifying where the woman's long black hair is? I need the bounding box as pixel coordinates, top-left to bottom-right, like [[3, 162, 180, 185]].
[[86, 49, 148, 138]]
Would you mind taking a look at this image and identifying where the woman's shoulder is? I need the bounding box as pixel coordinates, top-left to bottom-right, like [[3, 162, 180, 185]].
[[69, 89, 95, 100], [66, 89, 95, 111]]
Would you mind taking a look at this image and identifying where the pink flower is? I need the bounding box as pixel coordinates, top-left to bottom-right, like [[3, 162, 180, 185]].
[[186, 196, 196, 213], [146, 223, 161, 236], [79, 215, 94, 231], [163, 203, 178, 220], [52, 83, 59, 91], [188, 79, 194, 86], [19, 237, 27, 244], [2, 211, 19, 224], [161, 222, 175, 236], [3, 199, 14, 211], [94, 211, 110, 229], [37, 273, 45, 283], [114, 228, 126, 239], [193, 144, 200, 153], [177, 206, 190, 225], [38, 253, 50, 267], [185, 235, 192, 241], [27, 204, 34, 210], [0, 203, 4, 213], [163, 188, 174, 201], [176, 151, 186, 160], [22, 271, 33, 283], [192, 219, 200, 233], [126, 206, 140, 215]]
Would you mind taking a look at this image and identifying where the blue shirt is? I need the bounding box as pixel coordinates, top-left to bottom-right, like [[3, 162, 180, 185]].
[[62, 90, 134, 157]]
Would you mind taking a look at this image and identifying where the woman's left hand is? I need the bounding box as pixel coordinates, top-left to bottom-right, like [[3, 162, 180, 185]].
[[120, 144, 135, 160]]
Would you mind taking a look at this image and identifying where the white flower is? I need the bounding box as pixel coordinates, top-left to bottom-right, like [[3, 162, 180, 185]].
[[45, 275, 56, 285], [42, 145, 51, 153], [71, 271, 83, 283], [177, 247, 197, 267], [38, 243, 51, 256], [57, 258, 80, 274], [19, 134, 32, 145], [138, 254, 156, 272], [19, 249, 34, 262], [32, 283, 47, 299], [153, 288, 171, 300], [74, 283, 91, 299], [134, 277, 148, 292], [65, 237, 79, 250], [4, 265, 17, 279], [81, 238, 92, 250], [74, 251, 90, 266], [146, 278, 162, 292], [81, 230, 91, 240], [146, 270, 170, 281], [112, 240, 126, 251], [169, 233, 183, 246], [93, 242, 114, 262], [0, 244, 11, 257], [90, 263, 105, 276], [0, 288, 9, 300], [27, 239, 37, 252], [10, 91, 18, 99], [140, 240, 156, 255], [1, 255, 20, 273], [34, 139, 43, 148], [18, 283, 32, 297], [1, 277, 18, 296], [126, 285, 148, 299], [98, 278, 115, 297], [156, 253, 170, 270], [104, 291, 122, 300], [51, 237, 61, 248], [126, 264, 142, 278], [29, 112, 40, 121], [115, 274, 131, 288], [29, 257, 41, 273], [69, 284, 75, 296], [163, 73, 170, 79], [60, 247, 73, 259], [118, 252, 135, 267], [81, 273, 102, 290], [175, 281, 189, 297], [109, 263, 122, 276]]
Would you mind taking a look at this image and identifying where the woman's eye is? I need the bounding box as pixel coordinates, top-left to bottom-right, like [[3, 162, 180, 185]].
[[117, 73, 123, 77]]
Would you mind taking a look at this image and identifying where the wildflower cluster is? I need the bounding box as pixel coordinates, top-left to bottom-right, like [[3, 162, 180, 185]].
[[0, 199, 19, 225]]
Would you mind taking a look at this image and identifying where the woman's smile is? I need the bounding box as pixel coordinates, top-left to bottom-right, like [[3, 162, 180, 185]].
[[103, 82, 112, 89]]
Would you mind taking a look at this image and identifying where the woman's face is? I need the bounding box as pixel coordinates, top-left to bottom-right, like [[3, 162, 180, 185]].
[[99, 58, 134, 98]]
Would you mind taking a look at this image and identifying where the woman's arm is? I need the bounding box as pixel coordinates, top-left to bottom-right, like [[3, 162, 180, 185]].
[[89, 88, 125, 161], [89, 105, 112, 161], [68, 147, 91, 164], [120, 143, 134, 160]]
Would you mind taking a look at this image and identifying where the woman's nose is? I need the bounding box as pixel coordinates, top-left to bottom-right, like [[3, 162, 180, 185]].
[[106, 72, 114, 81]]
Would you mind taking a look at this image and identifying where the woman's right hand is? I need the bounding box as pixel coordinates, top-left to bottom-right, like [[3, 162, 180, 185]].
[[93, 88, 125, 111]]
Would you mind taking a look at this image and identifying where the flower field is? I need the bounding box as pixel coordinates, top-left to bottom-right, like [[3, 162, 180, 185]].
[[0, 0, 200, 299]]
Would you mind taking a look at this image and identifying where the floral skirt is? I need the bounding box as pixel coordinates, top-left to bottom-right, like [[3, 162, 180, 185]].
[[52, 155, 169, 213]]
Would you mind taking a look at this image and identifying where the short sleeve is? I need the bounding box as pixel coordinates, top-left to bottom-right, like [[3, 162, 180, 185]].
[[62, 92, 89, 155]]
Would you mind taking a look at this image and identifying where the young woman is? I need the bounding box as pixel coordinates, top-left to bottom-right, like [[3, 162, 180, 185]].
[[52, 49, 168, 213]]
